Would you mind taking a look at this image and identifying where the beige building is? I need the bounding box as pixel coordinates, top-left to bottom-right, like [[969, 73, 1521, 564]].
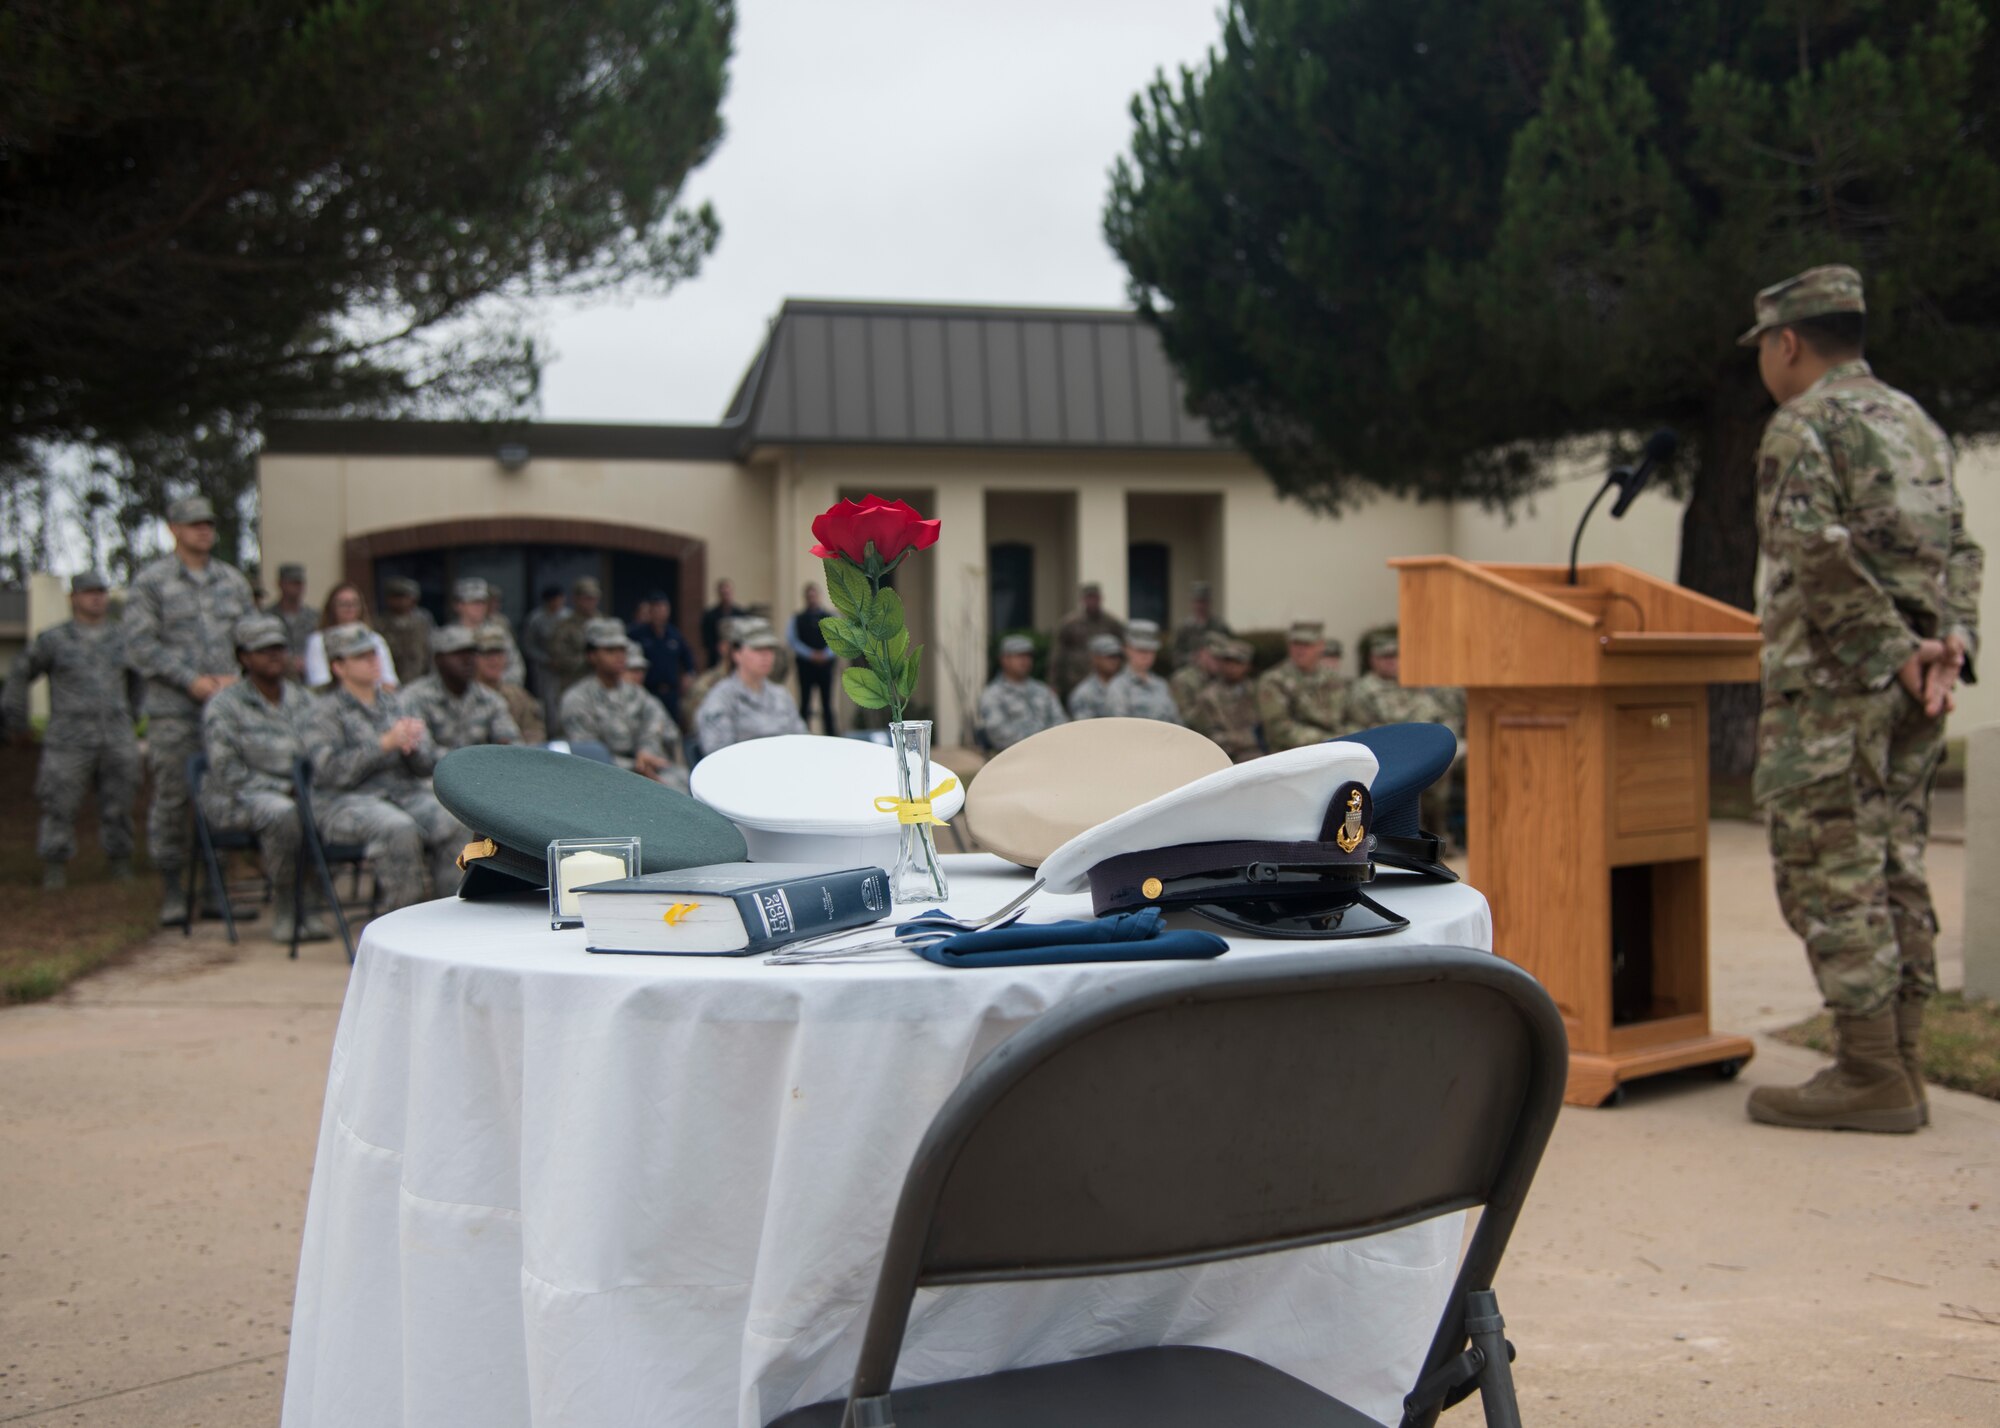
[[256, 298, 2000, 742]]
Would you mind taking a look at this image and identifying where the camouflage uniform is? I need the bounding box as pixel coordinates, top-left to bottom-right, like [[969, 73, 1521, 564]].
[[462, 617, 524, 687], [543, 612, 594, 732], [1188, 678, 1263, 763], [522, 602, 565, 704], [4, 619, 142, 866], [273, 603, 319, 667], [1106, 669, 1183, 724], [978, 675, 1068, 750], [401, 674, 520, 751], [560, 677, 681, 772], [307, 686, 466, 910], [124, 552, 256, 880], [1169, 663, 1212, 719], [1067, 673, 1120, 720], [200, 676, 317, 893], [1050, 608, 1126, 696], [1340, 675, 1466, 734], [1754, 358, 1982, 1016], [694, 675, 807, 756], [1171, 616, 1231, 668], [492, 679, 546, 743], [684, 662, 730, 730], [1256, 662, 1346, 752], [374, 606, 437, 687]]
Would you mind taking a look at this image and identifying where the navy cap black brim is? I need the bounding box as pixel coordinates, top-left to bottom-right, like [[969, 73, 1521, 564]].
[[1332, 722, 1459, 882]]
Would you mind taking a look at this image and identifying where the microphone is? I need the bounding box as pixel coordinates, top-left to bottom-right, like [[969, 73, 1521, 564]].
[[1567, 427, 1679, 585], [1609, 428, 1679, 519]]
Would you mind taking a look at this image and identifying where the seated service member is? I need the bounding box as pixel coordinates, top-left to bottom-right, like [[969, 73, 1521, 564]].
[[695, 619, 806, 756], [1170, 631, 1221, 718], [1188, 637, 1264, 763], [475, 628, 545, 743], [977, 633, 1068, 751], [199, 614, 328, 943], [307, 623, 467, 911], [1067, 633, 1126, 719], [560, 619, 683, 779], [1257, 619, 1346, 752], [450, 577, 525, 686], [1106, 619, 1182, 724], [2, 571, 142, 891], [401, 625, 520, 751]]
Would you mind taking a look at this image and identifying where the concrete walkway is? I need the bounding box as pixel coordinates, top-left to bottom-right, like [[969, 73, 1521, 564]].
[[1, 827, 1996, 1426]]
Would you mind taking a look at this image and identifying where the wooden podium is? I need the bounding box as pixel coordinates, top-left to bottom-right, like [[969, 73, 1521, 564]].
[[1391, 557, 1762, 1106]]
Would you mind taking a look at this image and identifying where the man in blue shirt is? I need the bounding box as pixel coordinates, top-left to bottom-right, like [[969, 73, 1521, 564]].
[[788, 583, 838, 735], [627, 590, 694, 730]]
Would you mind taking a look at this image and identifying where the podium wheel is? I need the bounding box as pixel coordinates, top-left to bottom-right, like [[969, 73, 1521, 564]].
[[1601, 1085, 1627, 1108], [1715, 1058, 1744, 1081]]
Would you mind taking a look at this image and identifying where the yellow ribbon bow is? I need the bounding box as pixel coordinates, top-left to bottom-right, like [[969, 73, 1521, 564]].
[[874, 777, 958, 826]]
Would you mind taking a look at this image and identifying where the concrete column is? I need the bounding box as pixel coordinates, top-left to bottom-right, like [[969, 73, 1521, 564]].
[[930, 482, 987, 746], [1964, 721, 2000, 1000], [1076, 483, 1128, 618]]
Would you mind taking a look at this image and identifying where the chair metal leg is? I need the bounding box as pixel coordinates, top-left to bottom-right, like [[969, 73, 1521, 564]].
[[1465, 1290, 1522, 1428], [290, 856, 303, 961], [181, 855, 196, 938], [309, 829, 356, 965]]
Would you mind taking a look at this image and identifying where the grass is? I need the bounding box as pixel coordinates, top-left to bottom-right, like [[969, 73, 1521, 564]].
[[1774, 992, 2000, 1101], [0, 743, 163, 1004]]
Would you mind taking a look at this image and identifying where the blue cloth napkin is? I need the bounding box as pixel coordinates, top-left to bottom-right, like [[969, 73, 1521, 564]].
[[898, 907, 1228, 968]]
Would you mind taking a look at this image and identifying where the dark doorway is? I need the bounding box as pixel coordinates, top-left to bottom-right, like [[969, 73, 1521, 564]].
[[989, 541, 1035, 637], [1128, 541, 1169, 626], [373, 545, 679, 629]]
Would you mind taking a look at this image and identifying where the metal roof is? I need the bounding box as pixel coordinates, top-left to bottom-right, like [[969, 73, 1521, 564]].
[[728, 299, 1226, 451]]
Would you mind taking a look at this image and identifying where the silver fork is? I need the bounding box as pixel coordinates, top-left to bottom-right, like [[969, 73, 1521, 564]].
[[764, 880, 1045, 965]]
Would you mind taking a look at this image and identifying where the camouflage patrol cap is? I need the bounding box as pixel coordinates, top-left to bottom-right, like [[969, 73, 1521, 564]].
[[233, 613, 288, 651], [167, 495, 216, 525], [1190, 581, 1212, 600], [1124, 619, 1162, 652], [736, 620, 781, 651], [1737, 264, 1865, 346], [1368, 625, 1400, 658], [1088, 633, 1123, 658], [384, 576, 421, 599], [453, 577, 491, 602], [431, 624, 476, 655], [70, 570, 110, 594], [583, 617, 629, 650], [322, 622, 377, 660], [571, 576, 602, 598], [999, 633, 1036, 656], [473, 626, 512, 655], [1216, 637, 1253, 663], [1288, 620, 1325, 644], [1079, 581, 1103, 597], [277, 562, 306, 583]]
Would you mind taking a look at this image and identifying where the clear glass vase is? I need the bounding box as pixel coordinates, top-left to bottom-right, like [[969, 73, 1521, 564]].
[[888, 719, 949, 905]]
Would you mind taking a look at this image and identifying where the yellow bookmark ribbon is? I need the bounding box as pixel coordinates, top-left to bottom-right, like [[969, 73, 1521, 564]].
[[874, 777, 958, 826], [660, 903, 700, 927]]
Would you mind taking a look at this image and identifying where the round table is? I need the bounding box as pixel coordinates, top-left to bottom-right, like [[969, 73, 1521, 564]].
[[283, 855, 1492, 1428]]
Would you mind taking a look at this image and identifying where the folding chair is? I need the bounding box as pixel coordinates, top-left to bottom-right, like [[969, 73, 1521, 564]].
[[291, 757, 376, 964], [769, 945, 1567, 1428], [184, 752, 265, 943]]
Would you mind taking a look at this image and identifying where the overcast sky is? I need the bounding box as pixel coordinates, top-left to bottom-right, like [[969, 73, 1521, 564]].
[[529, 0, 1226, 425]]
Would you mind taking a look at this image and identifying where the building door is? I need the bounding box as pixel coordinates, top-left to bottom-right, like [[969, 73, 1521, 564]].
[[1128, 541, 1169, 626], [989, 541, 1035, 637]]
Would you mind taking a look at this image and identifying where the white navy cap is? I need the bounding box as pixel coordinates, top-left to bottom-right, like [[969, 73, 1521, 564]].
[[691, 734, 964, 865]]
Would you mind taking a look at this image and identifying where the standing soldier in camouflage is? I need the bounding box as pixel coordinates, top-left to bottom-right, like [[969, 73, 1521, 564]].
[[269, 563, 318, 681], [449, 578, 525, 686], [695, 621, 806, 757], [125, 495, 257, 923], [1187, 638, 1263, 762], [977, 634, 1068, 750], [200, 615, 328, 943], [475, 628, 545, 743], [521, 583, 566, 712], [4, 572, 143, 890], [401, 626, 520, 751], [307, 624, 467, 911], [373, 577, 436, 687], [1066, 633, 1126, 719], [1171, 581, 1232, 669], [1050, 583, 1126, 696], [1106, 620, 1182, 724], [1170, 633, 1220, 719], [1738, 265, 1982, 1134], [1257, 620, 1346, 752], [542, 576, 603, 734], [561, 619, 685, 785]]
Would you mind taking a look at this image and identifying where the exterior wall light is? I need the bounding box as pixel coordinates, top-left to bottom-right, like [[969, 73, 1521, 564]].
[[496, 441, 531, 472]]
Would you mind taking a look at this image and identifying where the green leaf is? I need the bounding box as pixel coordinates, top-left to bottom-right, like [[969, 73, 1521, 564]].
[[898, 643, 923, 700], [820, 616, 867, 660], [887, 627, 910, 662], [822, 558, 870, 619], [866, 585, 905, 641], [842, 666, 891, 709]]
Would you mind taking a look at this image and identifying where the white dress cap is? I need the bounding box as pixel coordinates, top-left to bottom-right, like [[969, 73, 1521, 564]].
[[690, 734, 965, 864], [1036, 741, 1379, 894]]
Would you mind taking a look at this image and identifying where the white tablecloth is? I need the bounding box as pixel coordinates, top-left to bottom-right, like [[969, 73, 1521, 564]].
[[283, 855, 1492, 1428]]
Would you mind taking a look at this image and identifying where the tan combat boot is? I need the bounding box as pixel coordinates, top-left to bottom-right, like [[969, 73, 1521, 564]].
[[1747, 1007, 1922, 1133], [1896, 996, 1929, 1127]]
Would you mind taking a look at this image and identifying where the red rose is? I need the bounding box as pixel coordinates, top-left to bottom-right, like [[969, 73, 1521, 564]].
[[809, 494, 941, 567]]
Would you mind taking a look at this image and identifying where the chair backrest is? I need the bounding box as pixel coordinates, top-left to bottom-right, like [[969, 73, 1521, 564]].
[[845, 945, 1567, 1403]]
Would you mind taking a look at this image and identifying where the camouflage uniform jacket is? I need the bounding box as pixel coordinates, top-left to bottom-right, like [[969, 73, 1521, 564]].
[[544, 612, 594, 693], [1339, 674, 1465, 735], [1169, 664, 1212, 719], [1756, 360, 1982, 697], [492, 680, 545, 743], [684, 663, 729, 728], [561, 677, 678, 768], [308, 685, 439, 800], [1171, 617, 1232, 667], [273, 604, 319, 660], [4, 621, 141, 746], [1067, 673, 1119, 720], [522, 605, 563, 674], [695, 675, 807, 755], [977, 675, 1068, 750], [124, 553, 255, 721], [374, 607, 438, 687], [1050, 610, 1127, 695], [1256, 662, 1346, 751], [1106, 669, 1183, 724], [464, 617, 525, 686], [401, 674, 520, 751], [1188, 678, 1263, 763], [202, 678, 317, 801]]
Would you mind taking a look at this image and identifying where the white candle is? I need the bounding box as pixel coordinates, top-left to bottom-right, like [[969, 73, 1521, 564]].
[[558, 849, 626, 918]]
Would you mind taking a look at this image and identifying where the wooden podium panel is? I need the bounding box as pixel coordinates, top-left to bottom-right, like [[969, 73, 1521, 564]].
[[1393, 557, 1760, 1106]]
